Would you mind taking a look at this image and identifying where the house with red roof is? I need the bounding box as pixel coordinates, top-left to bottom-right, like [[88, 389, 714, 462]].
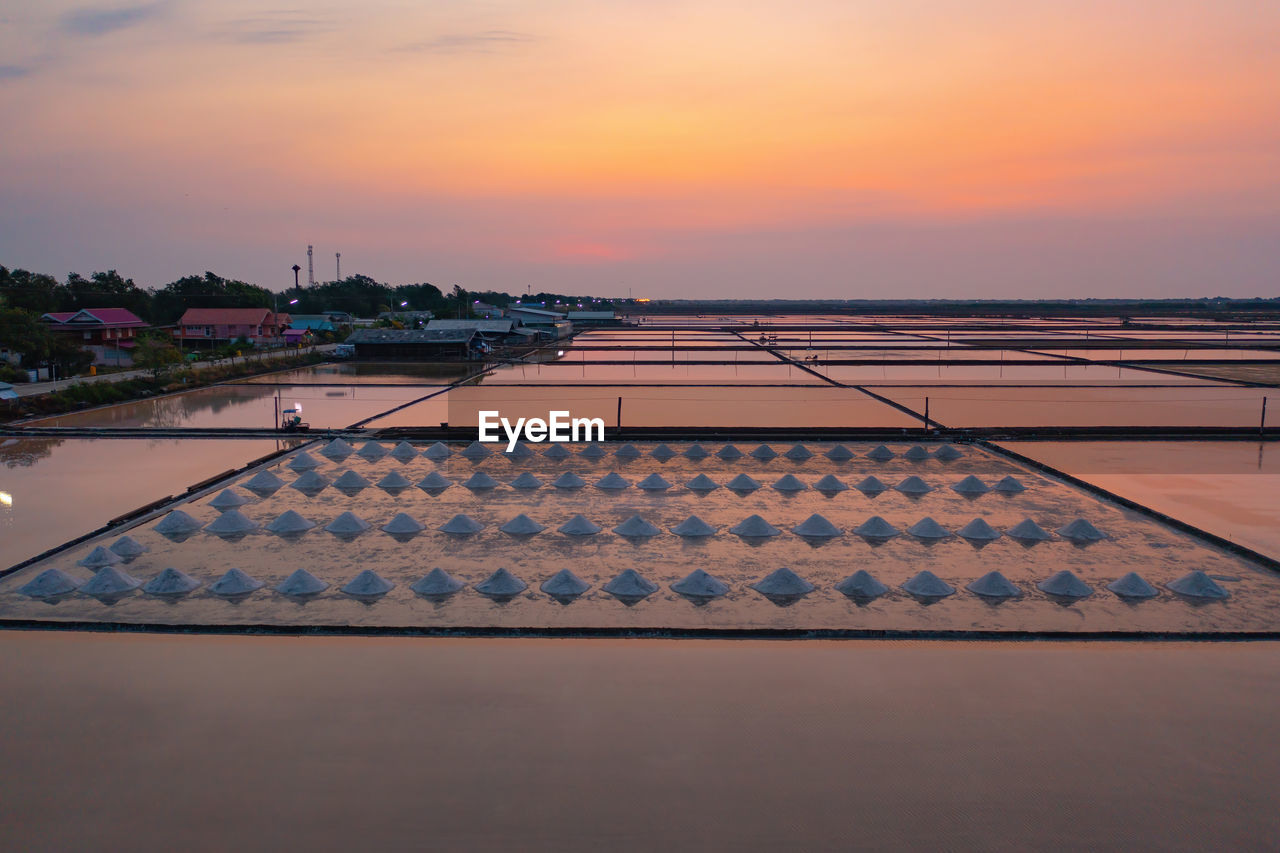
[[40, 308, 149, 366], [175, 308, 291, 348]]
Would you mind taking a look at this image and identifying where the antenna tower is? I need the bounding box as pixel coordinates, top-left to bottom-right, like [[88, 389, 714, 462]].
[[307, 245, 314, 286], [336, 252, 341, 282]]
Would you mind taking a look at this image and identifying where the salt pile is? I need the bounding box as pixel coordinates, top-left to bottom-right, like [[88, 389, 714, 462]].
[[509, 472, 542, 490], [109, 536, 148, 562], [381, 513, 426, 539], [1107, 572, 1158, 599], [324, 511, 372, 539], [729, 514, 781, 538], [1037, 570, 1093, 600], [265, 510, 317, 538], [475, 568, 527, 598], [726, 473, 762, 493], [813, 475, 849, 494], [750, 444, 778, 460], [462, 471, 501, 491], [332, 470, 372, 495], [243, 470, 285, 496], [320, 438, 356, 460], [143, 568, 202, 596], [81, 566, 142, 598], [341, 570, 394, 599], [412, 568, 465, 597], [209, 489, 251, 510], [783, 444, 813, 460], [895, 476, 932, 496], [636, 473, 673, 491], [901, 570, 955, 599], [603, 569, 658, 602], [77, 545, 122, 569], [825, 445, 855, 461], [210, 568, 264, 597], [752, 567, 814, 597], [716, 444, 744, 460], [439, 514, 484, 535], [19, 568, 82, 598], [558, 515, 602, 536], [275, 569, 328, 596], [289, 470, 330, 496], [543, 443, 570, 460], [685, 474, 720, 492], [204, 509, 260, 539], [903, 446, 930, 461], [579, 444, 607, 459], [502, 442, 534, 461], [866, 445, 895, 461], [552, 472, 586, 489], [791, 514, 841, 539], [957, 518, 1001, 542], [390, 441, 419, 463], [613, 515, 661, 538], [376, 471, 413, 495], [416, 472, 452, 493], [933, 445, 963, 461], [907, 517, 952, 540], [951, 475, 990, 495], [460, 440, 491, 461], [615, 444, 642, 459], [992, 476, 1026, 494], [836, 570, 888, 600], [672, 569, 729, 600], [771, 474, 807, 492], [683, 443, 710, 460], [671, 515, 717, 537], [854, 476, 889, 495], [650, 444, 676, 461], [853, 516, 900, 540], [1168, 571, 1230, 600], [593, 472, 631, 490], [155, 510, 203, 540], [1056, 518, 1107, 543], [357, 441, 388, 461], [1006, 518, 1052, 543], [500, 514, 546, 536], [541, 569, 591, 600], [423, 442, 451, 460], [287, 451, 321, 471], [966, 571, 1021, 600]]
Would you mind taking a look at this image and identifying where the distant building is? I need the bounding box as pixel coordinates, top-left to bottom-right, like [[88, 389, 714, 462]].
[[376, 310, 435, 327], [289, 315, 337, 333], [344, 328, 479, 361], [40, 308, 149, 366], [506, 305, 572, 338], [175, 308, 290, 347], [565, 310, 620, 327], [473, 302, 504, 318], [426, 318, 540, 345]]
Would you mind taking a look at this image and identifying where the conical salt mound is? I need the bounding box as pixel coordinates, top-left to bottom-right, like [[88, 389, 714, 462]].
[[265, 510, 316, 537], [1038, 570, 1093, 600], [439, 514, 483, 535], [500, 514, 545, 536], [604, 569, 658, 601], [902, 570, 955, 598], [615, 444, 642, 459], [78, 545, 122, 569], [593, 472, 630, 490], [967, 571, 1021, 599], [542, 443, 570, 460], [342, 570, 394, 599], [416, 472, 452, 493], [907, 517, 951, 540], [730, 514, 781, 538], [613, 515, 661, 538], [210, 568, 264, 597], [791, 514, 841, 538], [903, 446, 930, 461], [325, 511, 371, 538], [109, 535, 148, 562], [1168, 571, 1229, 600], [390, 441, 419, 462], [209, 488, 251, 510], [685, 474, 720, 492], [541, 569, 590, 599], [683, 443, 710, 460], [1007, 518, 1052, 542], [650, 444, 676, 461], [287, 451, 321, 471], [380, 513, 426, 536], [275, 569, 328, 596], [155, 510, 202, 538], [423, 441, 450, 460], [825, 444, 855, 461], [320, 437, 356, 459], [19, 568, 82, 598], [992, 476, 1026, 494], [836, 570, 888, 599], [752, 567, 814, 596], [895, 476, 932, 496], [783, 444, 813, 461], [579, 444, 606, 459], [933, 445, 963, 461], [716, 444, 744, 460], [866, 445, 894, 461], [957, 518, 1001, 542], [672, 569, 729, 599], [81, 566, 142, 598], [726, 473, 761, 493], [476, 568, 527, 598], [356, 442, 387, 461], [509, 472, 542, 490], [672, 515, 716, 537], [1108, 572, 1158, 599], [749, 444, 777, 460], [243, 470, 284, 495], [460, 440, 491, 460], [853, 516, 900, 539], [289, 470, 330, 495], [558, 515, 602, 536], [462, 471, 501, 490], [772, 474, 807, 493], [502, 441, 534, 461], [376, 471, 413, 494], [204, 509, 260, 538], [952, 475, 990, 495], [332, 470, 372, 494], [814, 475, 849, 494], [143, 568, 202, 596], [854, 476, 889, 495], [411, 568, 464, 597], [636, 473, 672, 491], [1057, 518, 1106, 543], [552, 472, 586, 489]]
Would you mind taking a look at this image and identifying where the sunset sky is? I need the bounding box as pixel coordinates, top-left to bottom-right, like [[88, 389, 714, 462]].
[[1, 1, 1277, 298]]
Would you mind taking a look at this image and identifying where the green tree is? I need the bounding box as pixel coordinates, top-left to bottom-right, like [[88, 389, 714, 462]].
[[0, 267, 62, 314]]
